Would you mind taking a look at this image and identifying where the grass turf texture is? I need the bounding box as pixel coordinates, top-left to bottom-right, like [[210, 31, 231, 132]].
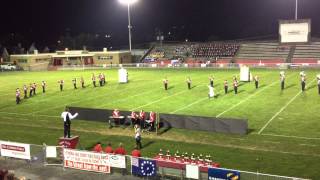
[[0, 68, 319, 179]]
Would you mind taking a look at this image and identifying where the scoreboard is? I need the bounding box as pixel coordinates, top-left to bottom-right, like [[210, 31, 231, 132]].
[[279, 19, 311, 43]]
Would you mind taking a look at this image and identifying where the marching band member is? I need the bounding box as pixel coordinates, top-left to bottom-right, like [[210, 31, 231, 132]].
[[72, 78, 77, 89], [99, 73, 103, 86], [92, 73, 96, 87], [102, 73, 106, 85], [112, 109, 120, 118], [208, 85, 214, 98], [280, 72, 285, 90], [224, 80, 228, 94], [163, 77, 168, 90], [209, 75, 214, 87], [58, 80, 64, 91], [29, 83, 33, 97], [16, 88, 21, 104], [32, 83, 37, 95], [41, 81, 46, 93], [233, 79, 238, 94], [254, 75, 259, 89], [131, 111, 139, 125], [139, 109, 146, 129], [146, 111, 156, 131], [317, 75, 320, 95], [186, 77, 192, 90], [301, 74, 306, 91], [23, 85, 28, 99], [80, 76, 85, 88]]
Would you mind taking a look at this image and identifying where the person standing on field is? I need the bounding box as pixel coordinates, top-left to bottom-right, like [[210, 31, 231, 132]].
[[80, 76, 85, 88], [58, 80, 64, 91], [317, 76, 320, 95], [41, 81, 46, 93], [92, 73, 96, 87], [134, 124, 142, 150], [61, 107, 79, 138], [29, 83, 33, 97], [16, 88, 21, 104], [224, 80, 228, 94], [233, 79, 238, 94], [23, 85, 28, 99], [254, 75, 259, 89], [209, 75, 214, 87], [280, 72, 285, 90], [72, 78, 77, 89], [163, 77, 168, 90], [32, 83, 37, 95], [301, 74, 306, 91], [186, 77, 192, 90]]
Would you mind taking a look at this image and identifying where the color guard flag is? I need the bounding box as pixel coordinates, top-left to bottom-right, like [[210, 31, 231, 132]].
[[131, 157, 157, 177]]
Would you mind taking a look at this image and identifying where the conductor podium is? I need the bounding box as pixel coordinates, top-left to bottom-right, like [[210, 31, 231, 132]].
[[58, 136, 79, 149]]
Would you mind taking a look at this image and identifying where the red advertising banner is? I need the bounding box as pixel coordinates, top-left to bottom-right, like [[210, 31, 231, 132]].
[[63, 149, 110, 173]]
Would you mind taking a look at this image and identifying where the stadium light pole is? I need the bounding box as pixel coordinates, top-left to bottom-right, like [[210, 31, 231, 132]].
[[295, 0, 298, 20], [119, 0, 138, 52]]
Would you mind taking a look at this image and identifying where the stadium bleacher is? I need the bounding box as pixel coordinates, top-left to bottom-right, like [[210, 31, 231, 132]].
[[292, 42, 320, 64], [235, 42, 289, 64], [191, 43, 239, 58]]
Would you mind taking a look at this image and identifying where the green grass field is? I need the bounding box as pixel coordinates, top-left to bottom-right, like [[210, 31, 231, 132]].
[[0, 68, 319, 179]]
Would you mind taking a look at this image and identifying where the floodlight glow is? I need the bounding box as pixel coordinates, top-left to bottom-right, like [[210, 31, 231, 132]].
[[119, 0, 138, 5]]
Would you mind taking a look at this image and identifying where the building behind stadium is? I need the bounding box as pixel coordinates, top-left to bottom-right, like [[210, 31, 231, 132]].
[[10, 49, 132, 70]]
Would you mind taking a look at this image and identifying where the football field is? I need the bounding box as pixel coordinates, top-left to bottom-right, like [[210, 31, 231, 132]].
[[0, 68, 319, 179]]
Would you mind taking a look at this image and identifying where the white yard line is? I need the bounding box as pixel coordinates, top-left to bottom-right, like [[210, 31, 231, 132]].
[[258, 78, 317, 134], [170, 96, 209, 114], [0, 111, 59, 118], [130, 89, 189, 111], [259, 133, 320, 140], [215, 82, 276, 118], [28, 81, 157, 114], [96, 87, 162, 109]]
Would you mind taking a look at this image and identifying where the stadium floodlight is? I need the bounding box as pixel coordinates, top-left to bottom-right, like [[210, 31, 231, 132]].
[[119, 0, 138, 51]]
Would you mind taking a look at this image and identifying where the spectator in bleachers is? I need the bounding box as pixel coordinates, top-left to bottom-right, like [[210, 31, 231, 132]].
[[114, 143, 127, 155]]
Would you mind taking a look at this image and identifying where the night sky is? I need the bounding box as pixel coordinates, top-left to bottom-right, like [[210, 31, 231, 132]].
[[1, 0, 320, 49]]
